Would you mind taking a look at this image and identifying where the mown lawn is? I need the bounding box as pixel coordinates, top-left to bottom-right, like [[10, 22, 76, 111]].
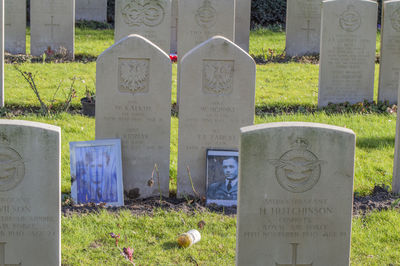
[[4, 25, 398, 265]]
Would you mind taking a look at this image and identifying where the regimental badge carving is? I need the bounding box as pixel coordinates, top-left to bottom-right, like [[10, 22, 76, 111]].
[[118, 58, 150, 95], [269, 138, 325, 193], [339, 5, 361, 32], [391, 7, 400, 32], [0, 136, 25, 192], [202, 60, 234, 95], [195, 0, 217, 28], [121, 0, 165, 27]]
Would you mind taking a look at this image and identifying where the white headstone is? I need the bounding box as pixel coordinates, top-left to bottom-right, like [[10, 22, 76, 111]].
[[285, 0, 321, 56], [76, 0, 107, 22], [177, 0, 235, 59], [378, 0, 400, 104], [177, 36, 255, 197], [0, 0, 3, 107], [392, 73, 400, 193], [114, 0, 172, 54], [0, 120, 61, 265], [318, 0, 377, 107], [30, 0, 75, 59], [5, 0, 26, 54], [170, 0, 178, 54], [236, 122, 355, 265], [96, 34, 171, 199], [235, 0, 251, 52]]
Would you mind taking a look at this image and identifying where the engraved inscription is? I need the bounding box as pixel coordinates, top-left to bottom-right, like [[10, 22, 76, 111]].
[[339, 5, 361, 32], [275, 243, 312, 266], [202, 60, 234, 95], [195, 0, 217, 28], [391, 7, 400, 32], [0, 242, 21, 266], [121, 0, 165, 27], [0, 140, 25, 192], [301, 20, 316, 42], [269, 138, 324, 193], [118, 58, 150, 95]]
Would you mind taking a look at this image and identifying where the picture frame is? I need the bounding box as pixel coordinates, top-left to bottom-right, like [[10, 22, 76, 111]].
[[206, 149, 239, 206], [70, 139, 124, 206]]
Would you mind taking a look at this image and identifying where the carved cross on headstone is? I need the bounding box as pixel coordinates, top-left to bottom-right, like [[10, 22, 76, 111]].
[[275, 243, 313, 266], [45, 16, 60, 40], [301, 20, 316, 42], [0, 242, 21, 266]]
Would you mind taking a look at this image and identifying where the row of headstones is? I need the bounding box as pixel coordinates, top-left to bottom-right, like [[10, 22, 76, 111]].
[[290, 0, 400, 106]]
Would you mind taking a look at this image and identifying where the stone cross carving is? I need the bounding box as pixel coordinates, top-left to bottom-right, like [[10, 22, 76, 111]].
[[301, 20, 315, 42], [45, 16, 60, 40], [275, 243, 312, 266], [0, 242, 21, 266]]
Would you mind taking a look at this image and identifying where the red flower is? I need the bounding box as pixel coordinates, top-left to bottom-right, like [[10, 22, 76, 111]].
[[169, 54, 178, 63], [123, 247, 134, 262]]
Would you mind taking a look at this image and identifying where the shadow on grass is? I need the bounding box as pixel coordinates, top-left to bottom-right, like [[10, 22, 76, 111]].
[[162, 241, 179, 250], [357, 136, 395, 149]]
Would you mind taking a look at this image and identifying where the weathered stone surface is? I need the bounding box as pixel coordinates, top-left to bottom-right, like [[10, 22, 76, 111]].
[[170, 0, 178, 54], [177, 0, 235, 59], [76, 0, 107, 22], [392, 73, 400, 193], [30, 0, 75, 58], [378, 0, 400, 104], [0, 0, 3, 107], [236, 122, 355, 266], [285, 0, 321, 56], [96, 34, 171, 199], [318, 0, 377, 107], [177, 36, 255, 197], [114, 0, 171, 54], [235, 0, 251, 52], [0, 120, 61, 266], [5, 0, 26, 54]]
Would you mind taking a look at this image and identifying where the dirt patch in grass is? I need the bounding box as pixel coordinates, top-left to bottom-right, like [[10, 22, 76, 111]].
[[62, 185, 400, 217]]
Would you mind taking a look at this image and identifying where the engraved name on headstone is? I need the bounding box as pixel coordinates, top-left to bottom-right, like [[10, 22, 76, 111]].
[[114, 0, 171, 54], [318, 0, 377, 106], [5, 0, 26, 54], [177, 36, 255, 197], [236, 122, 355, 265], [0, 120, 61, 265], [96, 34, 171, 199], [286, 0, 322, 56], [378, 0, 400, 104]]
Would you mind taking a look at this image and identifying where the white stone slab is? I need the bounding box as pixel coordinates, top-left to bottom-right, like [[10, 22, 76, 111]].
[[177, 0, 235, 59], [0, 120, 61, 266], [30, 0, 75, 59], [286, 0, 321, 56], [96, 34, 171, 199], [392, 73, 400, 193], [76, 0, 107, 22], [236, 122, 355, 266], [177, 36, 255, 197], [318, 0, 377, 107], [378, 0, 400, 104], [235, 0, 251, 52], [0, 0, 3, 107], [170, 0, 177, 54], [114, 0, 171, 54], [5, 0, 25, 54]]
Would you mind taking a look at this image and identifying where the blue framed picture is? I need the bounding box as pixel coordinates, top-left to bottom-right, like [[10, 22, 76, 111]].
[[206, 149, 239, 207], [70, 139, 124, 206]]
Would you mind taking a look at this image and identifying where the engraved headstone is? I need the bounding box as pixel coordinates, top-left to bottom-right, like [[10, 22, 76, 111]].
[[96, 34, 171, 199], [5, 0, 26, 54], [235, 0, 251, 52], [0, 120, 61, 265], [378, 0, 400, 104], [392, 73, 400, 193], [0, 0, 3, 107], [236, 122, 355, 265], [177, 36, 255, 197], [286, 0, 321, 56], [177, 0, 235, 59], [114, 0, 171, 54], [76, 0, 107, 22], [30, 0, 75, 58], [318, 0, 377, 107]]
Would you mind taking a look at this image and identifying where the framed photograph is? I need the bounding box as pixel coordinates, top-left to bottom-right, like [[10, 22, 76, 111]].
[[70, 139, 124, 206], [206, 149, 239, 206]]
